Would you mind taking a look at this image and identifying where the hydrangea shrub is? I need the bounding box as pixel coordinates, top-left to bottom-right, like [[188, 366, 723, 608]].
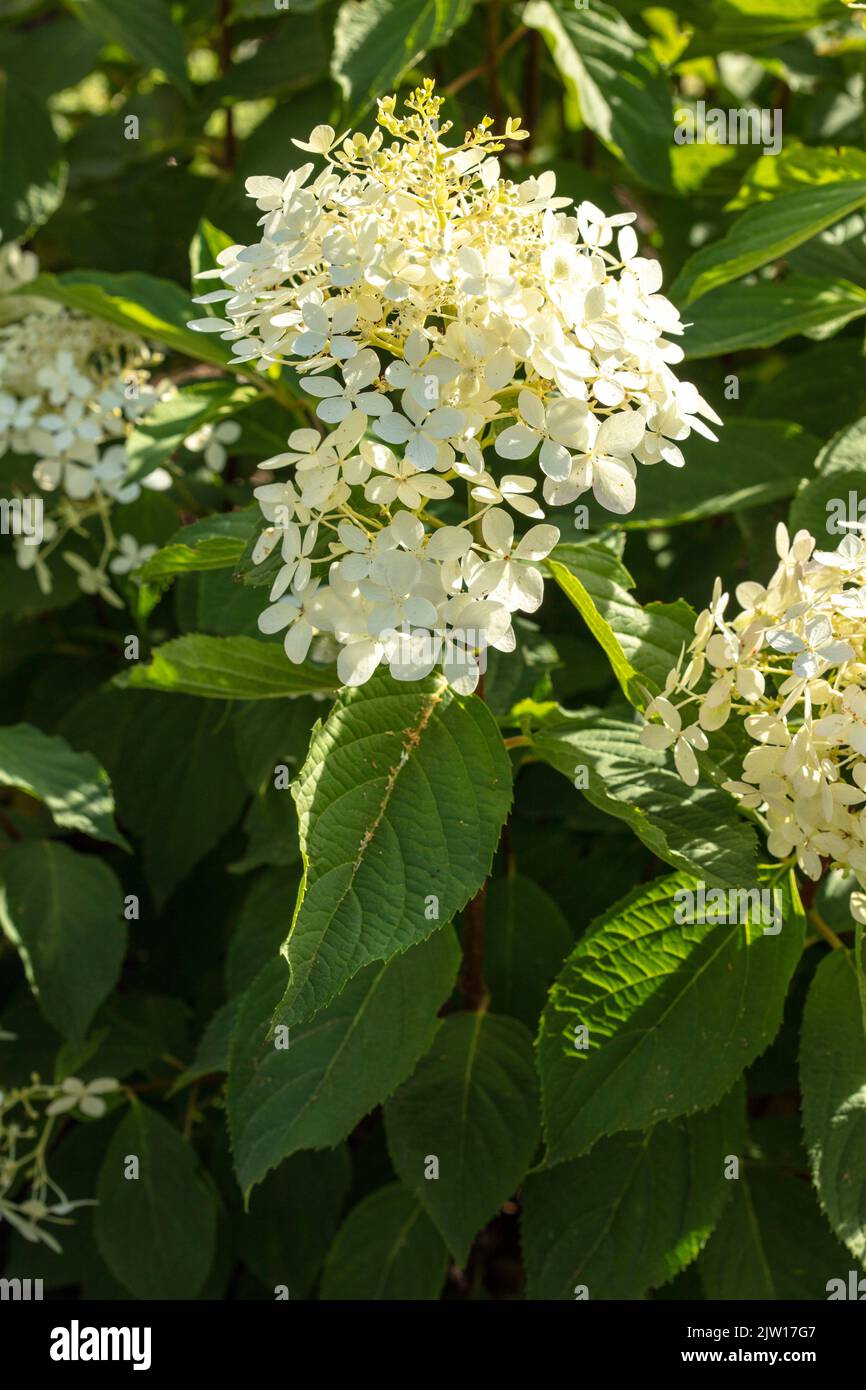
[[1, 0, 866, 1315]]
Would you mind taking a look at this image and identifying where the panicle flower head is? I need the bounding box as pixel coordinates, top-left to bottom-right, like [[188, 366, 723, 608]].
[[191, 81, 720, 691], [0, 240, 170, 602], [643, 522, 866, 887]]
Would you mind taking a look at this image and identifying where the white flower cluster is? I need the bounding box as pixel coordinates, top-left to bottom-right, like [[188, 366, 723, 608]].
[[642, 523, 866, 890], [190, 81, 718, 690], [0, 244, 168, 602], [0, 1066, 118, 1252]]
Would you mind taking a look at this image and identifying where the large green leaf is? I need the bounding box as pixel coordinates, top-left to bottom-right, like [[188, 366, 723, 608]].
[[384, 1012, 539, 1264], [210, 14, 328, 102], [671, 182, 866, 305], [684, 0, 840, 57], [484, 875, 572, 1029], [62, 690, 248, 906], [94, 1104, 218, 1299], [747, 341, 866, 441], [682, 275, 866, 358], [119, 634, 339, 700], [281, 673, 512, 1025], [226, 868, 299, 995], [524, 0, 673, 191], [16, 271, 238, 369], [730, 144, 866, 211], [623, 420, 820, 529], [321, 1183, 449, 1300], [789, 415, 866, 539], [536, 869, 804, 1162], [522, 1085, 745, 1300], [236, 1146, 351, 1298], [0, 722, 127, 849], [228, 928, 460, 1196], [65, 0, 191, 98], [0, 841, 126, 1040], [548, 543, 697, 706], [0, 16, 102, 96], [331, 0, 473, 119], [801, 949, 866, 1265], [0, 73, 66, 238], [789, 212, 866, 291], [533, 713, 760, 888], [698, 1167, 850, 1300]]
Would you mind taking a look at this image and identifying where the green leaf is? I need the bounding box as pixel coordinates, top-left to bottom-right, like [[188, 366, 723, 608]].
[[332, 0, 473, 119], [536, 869, 804, 1163], [384, 1012, 539, 1263], [118, 633, 339, 700], [233, 699, 316, 795], [138, 510, 259, 585], [171, 998, 239, 1092], [523, 0, 673, 191], [789, 415, 866, 539], [748, 341, 866, 441], [484, 875, 572, 1029], [229, 783, 301, 875], [228, 928, 460, 1196], [0, 841, 126, 1040], [533, 713, 760, 888], [0, 722, 127, 849], [682, 275, 866, 358], [237, 1147, 351, 1297], [321, 1183, 449, 1300], [729, 144, 866, 210], [62, 690, 248, 906], [281, 673, 512, 1025], [124, 380, 258, 485], [226, 869, 299, 996], [0, 16, 102, 97], [15, 271, 238, 369], [671, 182, 866, 305], [0, 73, 66, 238], [548, 545, 696, 705], [620, 419, 820, 529], [210, 17, 328, 102], [94, 1104, 217, 1299], [191, 567, 265, 637], [698, 1167, 850, 1300], [522, 1085, 745, 1300], [65, 0, 191, 98], [76, 993, 191, 1084], [189, 217, 235, 282], [684, 0, 840, 57], [789, 212, 866, 290], [801, 949, 866, 1265]]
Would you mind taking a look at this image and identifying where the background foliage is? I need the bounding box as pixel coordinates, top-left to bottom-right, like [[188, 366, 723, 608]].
[[2, 0, 866, 1301]]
